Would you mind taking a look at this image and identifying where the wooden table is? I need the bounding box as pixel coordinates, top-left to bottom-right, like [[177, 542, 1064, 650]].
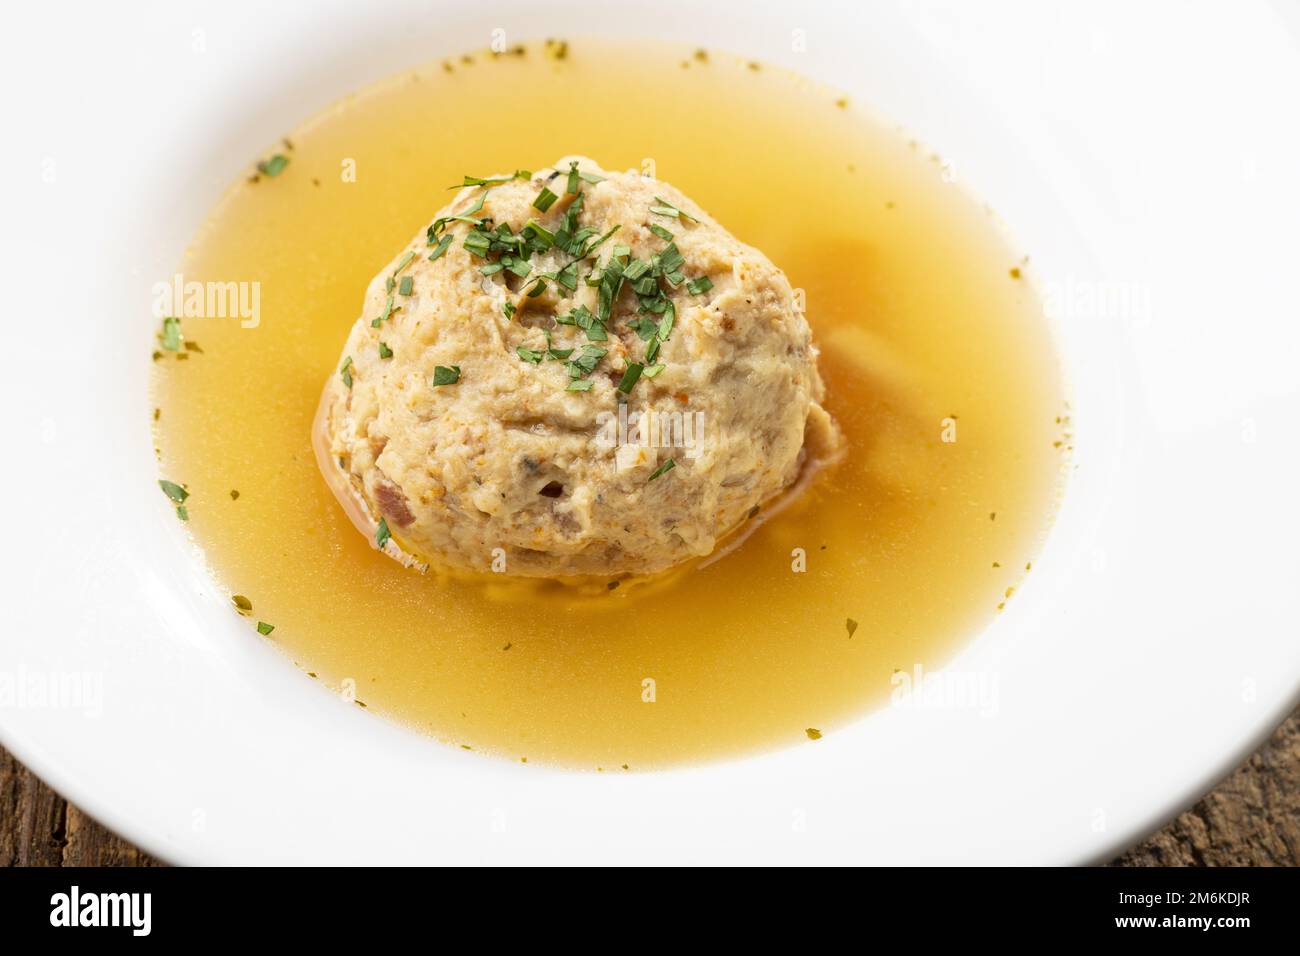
[[3, 710, 1296, 866]]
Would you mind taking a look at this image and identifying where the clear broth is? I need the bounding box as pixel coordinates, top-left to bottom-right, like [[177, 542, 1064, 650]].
[[152, 41, 1067, 769]]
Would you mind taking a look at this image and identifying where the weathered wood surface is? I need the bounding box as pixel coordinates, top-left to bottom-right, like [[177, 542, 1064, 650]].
[[1109, 709, 1298, 866], [0, 747, 163, 867], [2, 710, 1296, 866]]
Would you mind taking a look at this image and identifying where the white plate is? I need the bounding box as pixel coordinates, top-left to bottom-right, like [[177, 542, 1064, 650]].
[[2, 0, 1298, 865]]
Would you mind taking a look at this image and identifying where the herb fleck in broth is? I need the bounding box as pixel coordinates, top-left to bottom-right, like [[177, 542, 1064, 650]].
[[151, 41, 1066, 769]]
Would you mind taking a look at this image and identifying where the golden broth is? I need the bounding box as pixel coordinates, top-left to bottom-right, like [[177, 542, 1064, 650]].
[[152, 41, 1067, 769]]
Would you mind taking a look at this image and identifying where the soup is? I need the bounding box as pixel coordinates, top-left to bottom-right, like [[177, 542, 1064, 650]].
[[151, 40, 1068, 769]]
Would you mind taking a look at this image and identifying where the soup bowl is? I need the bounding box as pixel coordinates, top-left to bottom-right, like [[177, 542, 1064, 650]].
[[1, 0, 1298, 864]]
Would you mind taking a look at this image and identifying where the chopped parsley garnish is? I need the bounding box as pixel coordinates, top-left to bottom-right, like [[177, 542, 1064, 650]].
[[656, 242, 685, 275], [394, 250, 416, 274], [582, 225, 620, 258], [159, 479, 188, 503], [427, 234, 454, 261], [617, 363, 644, 394], [427, 164, 701, 395], [340, 356, 354, 388], [562, 161, 605, 194], [648, 458, 676, 481], [257, 154, 289, 177], [502, 254, 532, 278], [649, 196, 696, 222], [160, 316, 182, 351], [257, 621, 275, 636], [569, 344, 607, 375], [371, 293, 395, 328], [432, 365, 460, 386], [464, 230, 493, 257], [532, 186, 559, 212], [376, 517, 391, 549], [554, 259, 579, 291], [627, 317, 656, 341], [378, 341, 393, 359], [428, 193, 489, 242], [558, 304, 607, 342], [453, 171, 530, 188], [523, 218, 555, 249], [398, 275, 414, 296], [597, 257, 626, 324], [658, 300, 677, 340], [176, 505, 189, 522]]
